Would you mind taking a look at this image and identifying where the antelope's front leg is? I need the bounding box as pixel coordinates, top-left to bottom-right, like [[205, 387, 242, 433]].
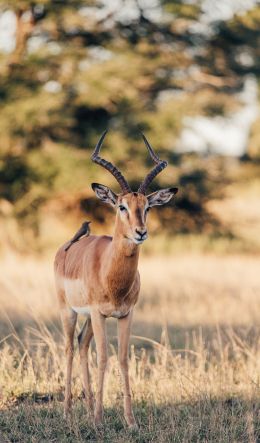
[[91, 308, 108, 425], [118, 309, 137, 429]]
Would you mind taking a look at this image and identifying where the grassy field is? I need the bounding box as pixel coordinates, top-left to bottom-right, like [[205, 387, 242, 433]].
[[0, 253, 260, 442]]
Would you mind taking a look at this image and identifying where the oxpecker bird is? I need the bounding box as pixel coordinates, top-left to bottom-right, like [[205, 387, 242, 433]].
[[64, 221, 91, 251]]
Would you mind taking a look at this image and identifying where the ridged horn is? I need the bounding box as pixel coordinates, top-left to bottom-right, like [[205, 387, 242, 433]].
[[91, 130, 132, 194], [138, 133, 168, 194]]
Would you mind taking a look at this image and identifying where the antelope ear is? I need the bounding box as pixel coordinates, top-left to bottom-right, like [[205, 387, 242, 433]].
[[91, 183, 118, 207], [147, 187, 178, 207]]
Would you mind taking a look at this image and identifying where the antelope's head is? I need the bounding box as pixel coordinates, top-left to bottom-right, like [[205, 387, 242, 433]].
[[91, 131, 178, 245]]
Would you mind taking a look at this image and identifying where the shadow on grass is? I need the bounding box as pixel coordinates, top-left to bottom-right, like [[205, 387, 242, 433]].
[[1, 308, 260, 356], [108, 320, 260, 354], [0, 395, 259, 442]]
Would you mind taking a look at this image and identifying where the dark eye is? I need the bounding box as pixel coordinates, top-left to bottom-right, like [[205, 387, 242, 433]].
[[119, 205, 127, 211], [145, 207, 150, 213]]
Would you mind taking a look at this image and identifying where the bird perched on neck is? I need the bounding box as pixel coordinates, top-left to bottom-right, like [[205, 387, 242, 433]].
[[64, 221, 91, 251]]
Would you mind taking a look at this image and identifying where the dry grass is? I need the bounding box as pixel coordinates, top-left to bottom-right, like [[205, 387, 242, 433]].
[[0, 252, 260, 442]]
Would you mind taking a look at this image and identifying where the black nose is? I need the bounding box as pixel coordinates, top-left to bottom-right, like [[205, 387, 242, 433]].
[[135, 229, 147, 238]]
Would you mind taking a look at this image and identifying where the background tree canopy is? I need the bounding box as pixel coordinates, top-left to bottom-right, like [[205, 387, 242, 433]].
[[0, 0, 259, 252]]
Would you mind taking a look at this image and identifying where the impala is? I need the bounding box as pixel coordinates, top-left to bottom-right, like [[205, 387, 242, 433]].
[[54, 131, 178, 428]]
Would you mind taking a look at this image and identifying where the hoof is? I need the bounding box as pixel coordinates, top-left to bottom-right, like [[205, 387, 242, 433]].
[[94, 413, 103, 427], [126, 416, 138, 430], [128, 423, 138, 432], [63, 408, 72, 420]]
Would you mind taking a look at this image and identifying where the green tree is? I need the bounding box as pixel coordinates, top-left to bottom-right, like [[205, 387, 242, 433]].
[[0, 0, 259, 250]]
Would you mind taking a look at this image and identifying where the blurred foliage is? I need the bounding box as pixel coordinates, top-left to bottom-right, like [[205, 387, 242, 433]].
[[0, 0, 259, 251]]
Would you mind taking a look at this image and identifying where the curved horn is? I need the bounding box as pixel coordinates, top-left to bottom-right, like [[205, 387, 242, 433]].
[[138, 133, 168, 194], [91, 130, 132, 194]]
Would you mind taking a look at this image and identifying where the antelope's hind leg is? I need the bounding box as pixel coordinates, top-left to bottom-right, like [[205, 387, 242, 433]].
[[60, 305, 77, 417], [118, 310, 137, 429], [78, 316, 94, 412]]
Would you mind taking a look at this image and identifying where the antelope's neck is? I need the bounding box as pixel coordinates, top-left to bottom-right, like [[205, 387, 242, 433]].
[[103, 221, 140, 305]]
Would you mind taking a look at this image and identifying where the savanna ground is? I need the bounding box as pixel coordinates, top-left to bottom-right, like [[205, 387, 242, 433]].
[[0, 251, 260, 442]]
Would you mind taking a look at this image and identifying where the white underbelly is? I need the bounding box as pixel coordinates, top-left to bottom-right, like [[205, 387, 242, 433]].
[[70, 306, 127, 317], [110, 310, 126, 318], [99, 302, 130, 319]]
